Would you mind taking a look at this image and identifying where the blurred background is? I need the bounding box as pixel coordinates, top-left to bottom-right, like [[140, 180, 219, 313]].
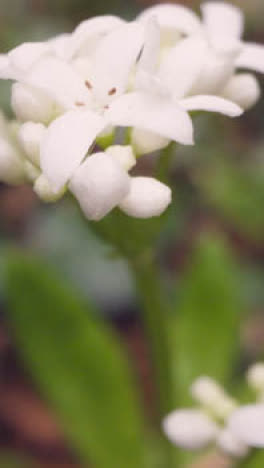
[[1, 0, 264, 467]]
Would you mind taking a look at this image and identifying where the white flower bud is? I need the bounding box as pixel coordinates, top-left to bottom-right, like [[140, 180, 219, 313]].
[[69, 152, 130, 221], [18, 122, 46, 167], [24, 160, 40, 182], [247, 363, 264, 394], [34, 173, 65, 202], [11, 83, 54, 124], [163, 409, 219, 450], [191, 377, 237, 419], [0, 137, 25, 185], [217, 429, 249, 458], [119, 176, 171, 218], [131, 127, 169, 155], [221, 74, 261, 110], [106, 145, 136, 171]]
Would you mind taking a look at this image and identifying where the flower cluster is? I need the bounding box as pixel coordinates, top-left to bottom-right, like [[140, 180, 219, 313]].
[[0, 2, 263, 220], [163, 363, 264, 459]]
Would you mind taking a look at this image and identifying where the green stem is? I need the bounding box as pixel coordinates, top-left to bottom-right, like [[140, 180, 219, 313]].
[[156, 143, 175, 183], [131, 252, 172, 421]]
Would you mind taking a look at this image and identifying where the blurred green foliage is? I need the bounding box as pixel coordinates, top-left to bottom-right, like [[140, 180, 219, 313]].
[[6, 251, 149, 468], [170, 233, 242, 406]]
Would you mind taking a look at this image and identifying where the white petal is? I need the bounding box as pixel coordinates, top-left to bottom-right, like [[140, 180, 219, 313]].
[[34, 173, 65, 202], [107, 91, 193, 145], [119, 176, 171, 218], [221, 73, 261, 110], [69, 152, 130, 221], [92, 22, 144, 103], [229, 404, 264, 448], [191, 377, 237, 419], [48, 33, 71, 60], [105, 145, 136, 171], [163, 409, 219, 450], [11, 83, 55, 124], [180, 95, 243, 117], [8, 42, 50, 72], [190, 46, 236, 95], [40, 110, 106, 191], [131, 128, 169, 155], [158, 37, 207, 99], [18, 122, 46, 166], [24, 57, 90, 109], [0, 137, 25, 185], [137, 18, 160, 76], [69, 15, 125, 59], [237, 43, 264, 73], [0, 54, 20, 80], [201, 2, 244, 39], [217, 429, 249, 458], [138, 4, 202, 36]]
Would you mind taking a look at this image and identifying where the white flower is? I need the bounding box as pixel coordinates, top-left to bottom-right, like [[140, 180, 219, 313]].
[[138, 2, 264, 109], [163, 376, 248, 458], [18, 122, 46, 167], [229, 404, 264, 448], [108, 17, 243, 155]]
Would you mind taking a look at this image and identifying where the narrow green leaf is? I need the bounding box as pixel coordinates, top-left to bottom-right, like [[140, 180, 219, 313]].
[[171, 233, 242, 405], [6, 251, 147, 468]]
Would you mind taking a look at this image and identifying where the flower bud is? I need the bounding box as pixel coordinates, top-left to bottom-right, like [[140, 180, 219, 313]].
[[163, 409, 219, 450], [106, 145, 136, 171], [34, 173, 65, 202], [191, 377, 236, 419], [131, 127, 169, 155], [119, 176, 171, 218], [18, 122, 46, 167], [247, 363, 264, 394], [221, 73, 261, 110], [11, 83, 54, 124]]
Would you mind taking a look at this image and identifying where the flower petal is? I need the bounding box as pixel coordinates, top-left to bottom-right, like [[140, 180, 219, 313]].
[[163, 409, 219, 450], [107, 91, 194, 145], [131, 127, 169, 155], [18, 122, 46, 166], [119, 176, 171, 218], [105, 145, 136, 171], [69, 152, 130, 221], [217, 429, 249, 458], [69, 15, 125, 59], [137, 4, 202, 36], [0, 54, 20, 80], [40, 110, 106, 191], [180, 95, 243, 117], [11, 82, 54, 124], [201, 2, 244, 39], [236, 43, 264, 73], [221, 73, 261, 110], [24, 57, 90, 109], [229, 404, 264, 448], [91, 22, 144, 103], [137, 17, 160, 76], [8, 42, 51, 72], [158, 37, 207, 99]]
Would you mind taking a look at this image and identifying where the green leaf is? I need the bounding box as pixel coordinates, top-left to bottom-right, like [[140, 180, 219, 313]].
[[0, 453, 32, 468], [242, 450, 264, 468], [171, 233, 242, 405], [6, 251, 147, 468]]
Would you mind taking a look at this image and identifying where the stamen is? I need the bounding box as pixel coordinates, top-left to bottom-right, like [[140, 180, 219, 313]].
[[108, 87, 117, 96], [85, 80, 93, 90], [75, 101, 85, 107]]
